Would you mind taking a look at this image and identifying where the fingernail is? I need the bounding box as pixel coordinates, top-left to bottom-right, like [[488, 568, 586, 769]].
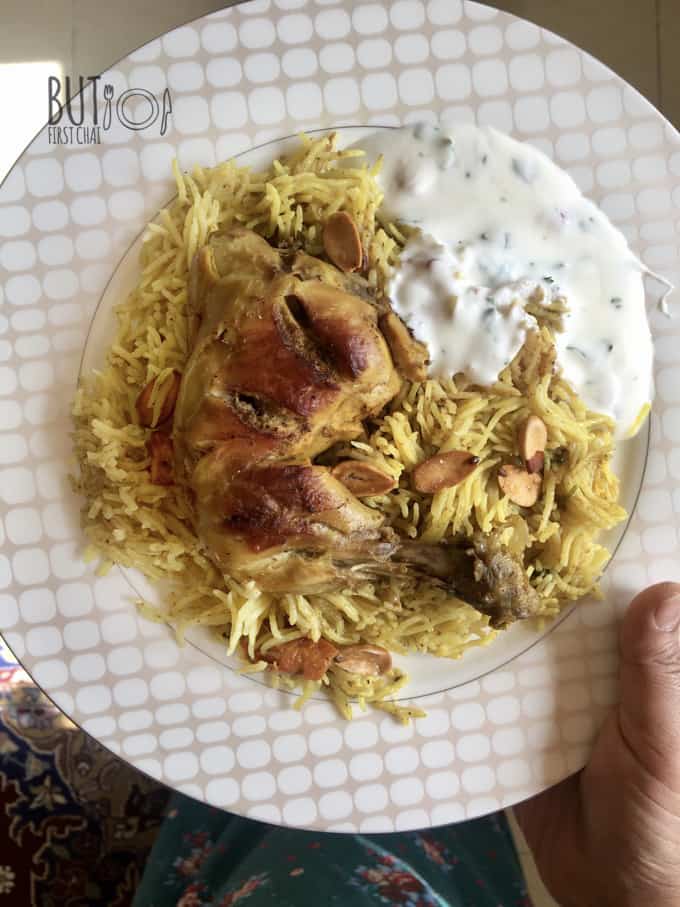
[[653, 593, 680, 631]]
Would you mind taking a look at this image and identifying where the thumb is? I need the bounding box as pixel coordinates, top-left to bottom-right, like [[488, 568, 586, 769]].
[[619, 582, 680, 788]]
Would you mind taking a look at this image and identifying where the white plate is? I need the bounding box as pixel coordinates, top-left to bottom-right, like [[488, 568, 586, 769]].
[[1, 0, 679, 831]]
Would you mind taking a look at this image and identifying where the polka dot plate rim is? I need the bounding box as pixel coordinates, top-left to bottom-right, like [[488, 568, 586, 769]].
[[0, 0, 678, 831]]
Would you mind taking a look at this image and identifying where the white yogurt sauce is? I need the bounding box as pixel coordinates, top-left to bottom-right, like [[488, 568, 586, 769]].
[[359, 123, 654, 437], [388, 232, 537, 387]]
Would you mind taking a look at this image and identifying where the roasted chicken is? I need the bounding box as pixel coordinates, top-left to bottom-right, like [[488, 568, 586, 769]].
[[173, 227, 402, 592], [171, 226, 541, 626]]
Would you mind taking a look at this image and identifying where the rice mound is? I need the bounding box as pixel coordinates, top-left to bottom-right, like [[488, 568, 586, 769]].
[[72, 133, 626, 721]]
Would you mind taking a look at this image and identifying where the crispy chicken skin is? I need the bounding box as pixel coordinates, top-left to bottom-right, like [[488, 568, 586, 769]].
[[174, 228, 400, 591]]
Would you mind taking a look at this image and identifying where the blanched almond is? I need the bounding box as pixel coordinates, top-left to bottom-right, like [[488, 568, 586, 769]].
[[136, 371, 181, 427], [147, 431, 174, 486], [497, 464, 541, 507], [331, 460, 397, 497], [323, 211, 363, 273], [412, 450, 480, 494], [334, 643, 392, 677], [518, 414, 547, 463], [379, 311, 429, 382]]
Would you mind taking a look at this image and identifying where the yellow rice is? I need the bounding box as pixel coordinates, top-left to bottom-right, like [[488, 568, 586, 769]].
[[71, 133, 626, 721]]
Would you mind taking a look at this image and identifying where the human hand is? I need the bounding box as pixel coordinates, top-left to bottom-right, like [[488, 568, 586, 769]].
[[515, 583, 680, 907]]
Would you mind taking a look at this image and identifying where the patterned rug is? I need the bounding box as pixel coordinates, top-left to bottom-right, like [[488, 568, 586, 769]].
[[0, 638, 170, 906]]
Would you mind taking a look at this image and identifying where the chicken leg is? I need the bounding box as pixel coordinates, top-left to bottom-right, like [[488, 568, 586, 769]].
[[173, 227, 542, 624]]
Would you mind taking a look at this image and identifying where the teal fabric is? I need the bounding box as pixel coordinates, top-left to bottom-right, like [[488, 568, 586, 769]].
[[134, 794, 532, 906]]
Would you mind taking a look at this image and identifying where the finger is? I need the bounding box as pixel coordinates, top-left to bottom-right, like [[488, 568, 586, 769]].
[[619, 582, 680, 787]]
